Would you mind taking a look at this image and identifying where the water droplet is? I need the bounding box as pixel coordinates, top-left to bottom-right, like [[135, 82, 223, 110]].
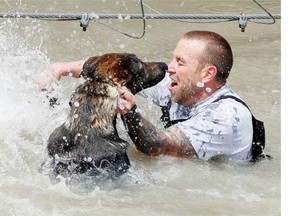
[[196, 82, 204, 88], [206, 87, 212, 93], [74, 101, 80, 107], [119, 43, 125, 49]]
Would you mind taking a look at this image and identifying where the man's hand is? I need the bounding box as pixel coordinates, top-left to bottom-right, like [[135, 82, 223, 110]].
[[35, 63, 63, 91], [35, 60, 85, 91], [115, 87, 136, 115]]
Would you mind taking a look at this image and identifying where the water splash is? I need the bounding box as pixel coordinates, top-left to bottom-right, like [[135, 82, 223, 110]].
[[0, 19, 66, 180]]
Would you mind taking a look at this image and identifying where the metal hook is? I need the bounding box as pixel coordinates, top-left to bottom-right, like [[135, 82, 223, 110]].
[[80, 13, 89, 31], [239, 13, 248, 32]]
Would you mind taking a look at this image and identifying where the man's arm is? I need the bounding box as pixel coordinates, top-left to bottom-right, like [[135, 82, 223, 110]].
[[52, 60, 85, 78], [124, 106, 197, 158], [36, 60, 85, 90]]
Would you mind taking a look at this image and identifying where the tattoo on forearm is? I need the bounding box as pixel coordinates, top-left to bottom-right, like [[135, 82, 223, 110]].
[[124, 109, 196, 158]]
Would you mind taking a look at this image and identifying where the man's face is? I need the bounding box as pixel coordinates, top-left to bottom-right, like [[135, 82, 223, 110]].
[[167, 38, 206, 106]]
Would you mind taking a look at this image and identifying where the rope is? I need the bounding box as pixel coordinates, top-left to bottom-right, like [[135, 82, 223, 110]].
[[0, 0, 280, 37], [95, 0, 146, 39], [0, 12, 280, 36], [0, 12, 281, 20]]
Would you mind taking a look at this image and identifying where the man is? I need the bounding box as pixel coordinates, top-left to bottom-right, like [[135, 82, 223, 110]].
[[118, 31, 254, 161], [39, 31, 255, 162]]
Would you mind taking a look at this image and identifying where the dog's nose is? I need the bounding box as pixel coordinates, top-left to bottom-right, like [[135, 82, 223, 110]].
[[158, 62, 168, 72]]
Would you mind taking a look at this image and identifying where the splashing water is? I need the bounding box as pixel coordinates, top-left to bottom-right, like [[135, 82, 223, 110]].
[[1, 22, 43, 133], [0, 19, 66, 185]]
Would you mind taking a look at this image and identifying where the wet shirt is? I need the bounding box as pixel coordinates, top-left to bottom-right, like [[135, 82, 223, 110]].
[[140, 75, 253, 161]]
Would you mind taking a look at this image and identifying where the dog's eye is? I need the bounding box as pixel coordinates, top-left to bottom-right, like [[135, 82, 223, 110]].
[[130, 60, 143, 75], [137, 62, 144, 70]]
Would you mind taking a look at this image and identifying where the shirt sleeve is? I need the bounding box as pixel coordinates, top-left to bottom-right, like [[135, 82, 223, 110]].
[[174, 101, 253, 161]]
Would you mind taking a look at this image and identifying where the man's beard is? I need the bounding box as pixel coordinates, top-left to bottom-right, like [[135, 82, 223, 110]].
[[171, 82, 200, 106]]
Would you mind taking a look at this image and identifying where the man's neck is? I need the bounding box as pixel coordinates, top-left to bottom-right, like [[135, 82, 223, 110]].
[[183, 83, 225, 106]]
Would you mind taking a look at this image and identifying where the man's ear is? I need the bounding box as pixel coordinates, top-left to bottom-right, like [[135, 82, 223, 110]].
[[202, 65, 217, 83], [81, 56, 99, 79]]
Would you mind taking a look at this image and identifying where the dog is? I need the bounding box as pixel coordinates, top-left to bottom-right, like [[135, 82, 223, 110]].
[[41, 53, 167, 183]]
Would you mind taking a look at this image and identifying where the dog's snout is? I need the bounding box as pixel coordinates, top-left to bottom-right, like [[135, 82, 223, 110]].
[[157, 62, 168, 72]]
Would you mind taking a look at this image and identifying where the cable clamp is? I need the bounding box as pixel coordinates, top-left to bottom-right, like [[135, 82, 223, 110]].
[[80, 13, 89, 31], [239, 13, 248, 32]]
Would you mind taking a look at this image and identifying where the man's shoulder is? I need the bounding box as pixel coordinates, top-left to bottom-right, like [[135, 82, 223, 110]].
[[201, 84, 248, 111], [187, 88, 251, 123], [204, 93, 251, 119]]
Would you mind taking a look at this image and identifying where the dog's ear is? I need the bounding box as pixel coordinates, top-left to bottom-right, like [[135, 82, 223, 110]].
[[81, 56, 99, 79]]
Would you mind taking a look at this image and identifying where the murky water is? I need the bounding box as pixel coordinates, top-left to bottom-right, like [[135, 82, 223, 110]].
[[0, 0, 281, 215]]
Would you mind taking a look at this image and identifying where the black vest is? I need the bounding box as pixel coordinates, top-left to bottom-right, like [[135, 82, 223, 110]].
[[160, 95, 270, 161]]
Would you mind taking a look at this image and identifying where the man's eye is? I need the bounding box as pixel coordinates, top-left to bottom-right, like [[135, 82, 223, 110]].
[[178, 61, 185, 66]]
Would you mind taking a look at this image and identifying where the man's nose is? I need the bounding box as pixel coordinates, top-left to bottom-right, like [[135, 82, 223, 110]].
[[167, 60, 176, 74]]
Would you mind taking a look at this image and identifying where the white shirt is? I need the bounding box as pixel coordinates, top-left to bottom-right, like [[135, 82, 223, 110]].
[[140, 75, 253, 161]]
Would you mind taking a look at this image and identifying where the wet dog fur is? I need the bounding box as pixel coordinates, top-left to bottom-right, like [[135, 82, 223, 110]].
[[42, 53, 167, 182]]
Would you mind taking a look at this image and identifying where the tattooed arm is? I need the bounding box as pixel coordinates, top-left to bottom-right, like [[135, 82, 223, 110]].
[[123, 106, 197, 158]]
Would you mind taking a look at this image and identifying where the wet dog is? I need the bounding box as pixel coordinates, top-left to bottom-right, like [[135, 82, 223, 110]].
[[41, 53, 167, 183]]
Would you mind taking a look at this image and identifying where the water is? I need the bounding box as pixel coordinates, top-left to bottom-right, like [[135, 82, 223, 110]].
[[0, 0, 281, 215]]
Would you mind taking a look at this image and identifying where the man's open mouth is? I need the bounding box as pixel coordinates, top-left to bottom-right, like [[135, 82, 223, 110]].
[[170, 81, 178, 87], [168, 79, 178, 91]]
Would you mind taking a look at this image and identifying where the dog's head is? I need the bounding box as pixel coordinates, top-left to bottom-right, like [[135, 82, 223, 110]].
[[81, 53, 167, 94]]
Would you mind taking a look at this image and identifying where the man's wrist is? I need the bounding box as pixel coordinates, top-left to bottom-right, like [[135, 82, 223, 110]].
[[123, 105, 139, 120]]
